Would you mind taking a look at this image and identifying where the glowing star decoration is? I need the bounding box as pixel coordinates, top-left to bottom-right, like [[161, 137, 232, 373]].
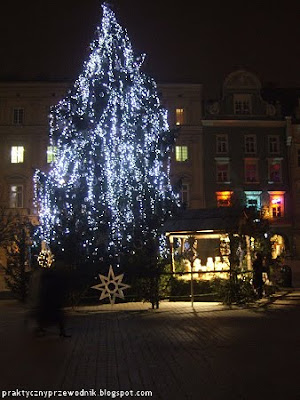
[[91, 265, 130, 305]]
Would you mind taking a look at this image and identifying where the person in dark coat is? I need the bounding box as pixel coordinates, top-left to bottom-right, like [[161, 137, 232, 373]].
[[252, 252, 264, 299], [29, 267, 70, 337]]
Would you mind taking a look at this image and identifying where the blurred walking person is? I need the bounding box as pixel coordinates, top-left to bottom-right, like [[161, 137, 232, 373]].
[[252, 252, 264, 299]]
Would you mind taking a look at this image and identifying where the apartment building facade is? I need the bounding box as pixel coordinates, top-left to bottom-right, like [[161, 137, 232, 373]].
[[0, 82, 69, 289], [1, 74, 300, 287], [202, 70, 292, 259], [0, 82, 70, 215], [159, 83, 204, 209]]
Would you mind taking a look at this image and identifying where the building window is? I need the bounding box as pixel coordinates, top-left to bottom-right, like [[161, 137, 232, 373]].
[[268, 136, 280, 154], [175, 108, 184, 125], [297, 149, 300, 167], [10, 185, 23, 208], [216, 191, 233, 207], [11, 146, 24, 163], [13, 108, 24, 125], [175, 146, 188, 162], [47, 146, 57, 163], [244, 135, 256, 154], [268, 159, 282, 183], [244, 159, 259, 183], [244, 191, 262, 210], [234, 94, 251, 115], [268, 191, 285, 218], [181, 183, 189, 207], [216, 135, 228, 154], [216, 162, 230, 183]]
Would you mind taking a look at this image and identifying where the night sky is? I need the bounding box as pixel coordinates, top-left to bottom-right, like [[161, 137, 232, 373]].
[[1, 0, 300, 98]]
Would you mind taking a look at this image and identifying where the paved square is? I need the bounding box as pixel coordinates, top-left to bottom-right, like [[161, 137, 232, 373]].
[[0, 292, 299, 399]]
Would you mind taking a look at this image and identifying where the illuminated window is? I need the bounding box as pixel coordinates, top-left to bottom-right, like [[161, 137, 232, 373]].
[[216, 135, 228, 154], [244, 159, 259, 183], [175, 108, 184, 125], [216, 191, 233, 207], [47, 146, 57, 163], [244, 135, 256, 154], [175, 146, 188, 162], [244, 191, 262, 210], [13, 108, 24, 125], [268, 191, 285, 218], [10, 185, 23, 208], [181, 184, 189, 207], [11, 146, 24, 163], [268, 159, 282, 183], [216, 162, 230, 183], [268, 136, 280, 154], [234, 94, 251, 114]]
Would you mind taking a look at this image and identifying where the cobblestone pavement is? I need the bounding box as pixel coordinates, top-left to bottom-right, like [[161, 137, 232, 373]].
[[0, 291, 300, 399]]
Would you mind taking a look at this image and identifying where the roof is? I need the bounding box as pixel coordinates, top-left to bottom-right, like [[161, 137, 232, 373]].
[[261, 87, 300, 117], [223, 70, 261, 91], [163, 208, 241, 234]]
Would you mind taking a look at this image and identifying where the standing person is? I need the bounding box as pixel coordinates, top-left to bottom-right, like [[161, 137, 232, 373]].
[[26, 266, 44, 332], [28, 267, 70, 337], [252, 252, 264, 299], [40, 268, 70, 337]]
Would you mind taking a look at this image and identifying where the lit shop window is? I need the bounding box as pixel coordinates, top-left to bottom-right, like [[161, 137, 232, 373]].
[[244, 159, 259, 183], [175, 146, 188, 162], [216, 191, 233, 207], [269, 191, 285, 218], [216, 135, 228, 154], [175, 108, 184, 125], [10, 185, 23, 208], [216, 162, 230, 183], [13, 108, 24, 125], [11, 146, 24, 163], [244, 191, 262, 210], [47, 146, 57, 163]]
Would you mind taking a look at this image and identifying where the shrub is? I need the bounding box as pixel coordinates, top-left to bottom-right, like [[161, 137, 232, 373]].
[[211, 277, 256, 305]]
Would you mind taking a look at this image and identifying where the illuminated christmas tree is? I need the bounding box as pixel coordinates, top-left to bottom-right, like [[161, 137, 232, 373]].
[[34, 4, 178, 266]]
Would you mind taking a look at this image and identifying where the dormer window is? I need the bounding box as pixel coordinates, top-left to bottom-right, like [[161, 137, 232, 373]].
[[234, 94, 251, 115]]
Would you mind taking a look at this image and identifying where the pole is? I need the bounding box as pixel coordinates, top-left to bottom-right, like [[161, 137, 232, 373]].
[[190, 260, 194, 307]]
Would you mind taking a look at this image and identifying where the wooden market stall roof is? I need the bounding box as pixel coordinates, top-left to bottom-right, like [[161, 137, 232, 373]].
[[163, 207, 242, 235]]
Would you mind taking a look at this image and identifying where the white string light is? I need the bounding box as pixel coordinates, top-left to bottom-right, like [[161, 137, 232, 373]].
[[34, 4, 179, 259]]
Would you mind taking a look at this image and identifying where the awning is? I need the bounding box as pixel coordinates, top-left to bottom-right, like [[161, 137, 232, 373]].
[[163, 207, 241, 234]]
